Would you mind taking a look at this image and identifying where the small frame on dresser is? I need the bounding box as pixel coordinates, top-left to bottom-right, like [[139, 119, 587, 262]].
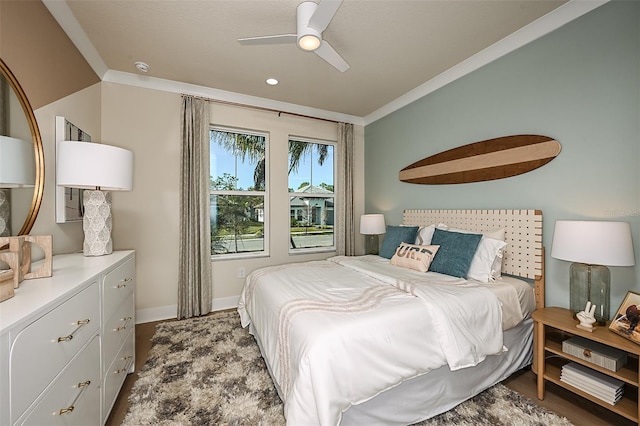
[[609, 291, 640, 345]]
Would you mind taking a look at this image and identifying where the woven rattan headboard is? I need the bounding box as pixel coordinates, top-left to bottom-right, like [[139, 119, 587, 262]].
[[402, 209, 543, 281]]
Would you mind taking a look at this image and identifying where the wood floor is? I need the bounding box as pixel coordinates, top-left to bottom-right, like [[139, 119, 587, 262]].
[[106, 320, 636, 426]]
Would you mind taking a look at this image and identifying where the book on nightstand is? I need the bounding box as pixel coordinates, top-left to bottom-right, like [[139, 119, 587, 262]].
[[560, 362, 624, 405]]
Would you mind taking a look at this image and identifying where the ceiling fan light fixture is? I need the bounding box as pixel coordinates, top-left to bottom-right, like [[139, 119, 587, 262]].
[[298, 34, 321, 51]]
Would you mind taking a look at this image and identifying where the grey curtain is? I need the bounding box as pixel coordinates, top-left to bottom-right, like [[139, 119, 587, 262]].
[[336, 122, 355, 255], [178, 95, 212, 319]]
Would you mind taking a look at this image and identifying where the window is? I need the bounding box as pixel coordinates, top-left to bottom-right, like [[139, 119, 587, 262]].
[[288, 138, 335, 252], [210, 127, 267, 256]]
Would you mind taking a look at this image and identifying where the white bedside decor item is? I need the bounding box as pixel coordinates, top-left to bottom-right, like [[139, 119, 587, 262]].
[[56, 141, 133, 256], [576, 301, 597, 332]]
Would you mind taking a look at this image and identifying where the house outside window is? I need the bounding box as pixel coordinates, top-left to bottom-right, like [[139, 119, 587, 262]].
[[210, 127, 267, 257], [288, 138, 335, 252]]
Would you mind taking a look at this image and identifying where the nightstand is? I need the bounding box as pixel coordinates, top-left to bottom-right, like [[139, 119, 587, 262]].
[[532, 307, 640, 424]]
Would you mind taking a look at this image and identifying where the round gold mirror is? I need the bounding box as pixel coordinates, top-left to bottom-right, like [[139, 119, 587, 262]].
[[0, 58, 44, 236]]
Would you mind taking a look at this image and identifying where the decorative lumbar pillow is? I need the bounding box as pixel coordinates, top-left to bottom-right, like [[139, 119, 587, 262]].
[[379, 226, 419, 259], [391, 243, 440, 272], [429, 228, 483, 278]]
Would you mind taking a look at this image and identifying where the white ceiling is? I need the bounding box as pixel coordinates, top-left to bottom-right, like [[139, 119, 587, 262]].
[[43, 0, 607, 125]]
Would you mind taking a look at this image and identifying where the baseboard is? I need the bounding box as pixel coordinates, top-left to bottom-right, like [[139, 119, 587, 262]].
[[135, 295, 241, 324]]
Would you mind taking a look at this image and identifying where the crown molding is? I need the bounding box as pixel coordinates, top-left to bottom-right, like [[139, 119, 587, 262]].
[[42, 0, 109, 79], [102, 70, 365, 125]]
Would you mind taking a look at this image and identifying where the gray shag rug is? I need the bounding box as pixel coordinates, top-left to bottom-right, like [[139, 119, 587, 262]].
[[123, 310, 573, 426]]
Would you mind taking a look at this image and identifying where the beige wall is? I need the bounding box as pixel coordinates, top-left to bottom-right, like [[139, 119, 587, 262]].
[[102, 82, 365, 322], [31, 83, 102, 254]]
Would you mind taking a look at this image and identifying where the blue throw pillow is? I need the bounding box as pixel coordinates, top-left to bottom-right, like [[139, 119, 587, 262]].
[[429, 228, 482, 278], [379, 226, 419, 259]]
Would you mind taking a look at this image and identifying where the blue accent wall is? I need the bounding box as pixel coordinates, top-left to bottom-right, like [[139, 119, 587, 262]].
[[364, 1, 640, 311]]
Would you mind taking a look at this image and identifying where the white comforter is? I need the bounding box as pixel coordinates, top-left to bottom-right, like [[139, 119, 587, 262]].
[[237, 255, 521, 426]]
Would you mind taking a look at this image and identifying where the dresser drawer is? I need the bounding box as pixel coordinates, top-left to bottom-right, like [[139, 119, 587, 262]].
[[17, 336, 101, 426], [102, 293, 134, 372], [10, 282, 100, 420], [102, 328, 134, 424], [102, 258, 135, 320]]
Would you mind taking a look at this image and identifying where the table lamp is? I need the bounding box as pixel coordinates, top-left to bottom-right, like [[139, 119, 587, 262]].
[[56, 141, 133, 256], [0, 136, 35, 236], [360, 214, 386, 255], [551, 220, 635, 325]]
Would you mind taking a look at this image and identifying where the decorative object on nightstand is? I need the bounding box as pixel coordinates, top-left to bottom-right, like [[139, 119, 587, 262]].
[[0, 135, 36, 236], [360, 214, 386, 255], [551, 220, 635, 325], [609, 291, 640, 345], [56, 141, 133, 256], [576, 301, 597, 332]]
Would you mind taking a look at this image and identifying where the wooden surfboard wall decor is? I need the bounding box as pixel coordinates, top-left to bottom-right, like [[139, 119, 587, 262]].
[[399, 134, 561, 185]]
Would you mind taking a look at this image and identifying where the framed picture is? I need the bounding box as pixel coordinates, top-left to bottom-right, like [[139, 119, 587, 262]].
[[55, 116, 92, 223], [609, 291, 640, 345]]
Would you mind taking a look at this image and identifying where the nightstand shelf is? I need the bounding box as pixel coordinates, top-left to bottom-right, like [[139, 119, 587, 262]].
[[533, 307, 640, 424]]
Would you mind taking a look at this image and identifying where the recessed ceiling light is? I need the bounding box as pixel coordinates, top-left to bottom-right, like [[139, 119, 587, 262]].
[[266, 78, 279, 86], [134, 61, 149, 73]]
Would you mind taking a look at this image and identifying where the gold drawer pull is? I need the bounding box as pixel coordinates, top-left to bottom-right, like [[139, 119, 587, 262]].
[[114, 316, 133, 332], [583, 348, 592, 358], [114, 277, 133, 289], [115, 354, 134, 374], [58, 380, 91, 415], [57, 319, 91, 343]]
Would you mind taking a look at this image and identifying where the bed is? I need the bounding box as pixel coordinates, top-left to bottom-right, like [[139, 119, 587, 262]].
[[238, 209, 544, 425]]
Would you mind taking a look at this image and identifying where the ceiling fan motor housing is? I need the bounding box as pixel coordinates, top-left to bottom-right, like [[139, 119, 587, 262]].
[[297, 1, 322, 51]]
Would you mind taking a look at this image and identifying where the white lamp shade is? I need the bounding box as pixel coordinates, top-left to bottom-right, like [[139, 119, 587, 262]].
[[57, 141, 133, 191], [360, 214, 386, 235], [551, 220, 635, 266], [0, 135, 35, 188]]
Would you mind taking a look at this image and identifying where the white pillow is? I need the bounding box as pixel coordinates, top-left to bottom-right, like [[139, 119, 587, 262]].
[[413, 223, 449, 245], [414, 224, 436, 245], [447, 227, 507, 282]]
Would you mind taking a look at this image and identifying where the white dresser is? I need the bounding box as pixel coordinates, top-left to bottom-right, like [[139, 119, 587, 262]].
[[0, 250, 135, 425]]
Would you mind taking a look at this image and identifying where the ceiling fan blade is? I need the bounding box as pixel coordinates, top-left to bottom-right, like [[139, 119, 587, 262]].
[[307, 0, 343, 33], [238, 34, 297, 45], [314, 40, 350, 72]]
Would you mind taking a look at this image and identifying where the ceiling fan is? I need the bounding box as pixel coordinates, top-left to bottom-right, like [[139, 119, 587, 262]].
[[238, 0, 350, 72]]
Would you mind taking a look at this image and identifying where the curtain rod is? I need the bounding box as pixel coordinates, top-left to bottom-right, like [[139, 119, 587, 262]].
[[182, 94, 340, 124]]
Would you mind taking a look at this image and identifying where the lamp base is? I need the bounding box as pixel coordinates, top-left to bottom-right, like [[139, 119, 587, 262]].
[[365, 234, 380, 255], [0, 189, 10, 237], [82, 190, 113, 256], [570, 262, 610, 325]]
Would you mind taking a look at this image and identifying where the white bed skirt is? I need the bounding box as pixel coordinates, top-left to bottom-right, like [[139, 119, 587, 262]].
[[251, 318, 533, 425]]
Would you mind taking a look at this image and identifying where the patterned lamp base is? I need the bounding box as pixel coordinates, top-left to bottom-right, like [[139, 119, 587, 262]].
[[83, 190, 113, 256], [0, 189, 10, 237]]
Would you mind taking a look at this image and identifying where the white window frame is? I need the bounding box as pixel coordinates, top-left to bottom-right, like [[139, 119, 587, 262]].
[[288, 137, 337, 255], [210, 125, 269, 260]]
